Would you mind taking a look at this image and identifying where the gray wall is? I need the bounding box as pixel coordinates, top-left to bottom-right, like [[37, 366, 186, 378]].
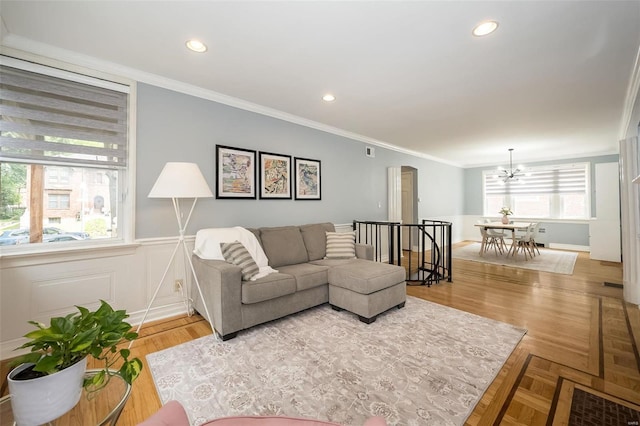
[[135, 84, 464, 238], [464, 154, 619, 246]]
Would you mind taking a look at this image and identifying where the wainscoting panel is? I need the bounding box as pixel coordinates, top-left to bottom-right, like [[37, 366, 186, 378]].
[[30, 272, 114, 319], [0, 238, 194, 360]]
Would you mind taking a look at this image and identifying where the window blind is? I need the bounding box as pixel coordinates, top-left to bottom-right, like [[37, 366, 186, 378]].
[[485, 164, 588, 196], [0, 64, 128, 169]]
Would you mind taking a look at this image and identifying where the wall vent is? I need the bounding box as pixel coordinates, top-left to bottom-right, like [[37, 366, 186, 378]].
[[365, 146, 375, 158]]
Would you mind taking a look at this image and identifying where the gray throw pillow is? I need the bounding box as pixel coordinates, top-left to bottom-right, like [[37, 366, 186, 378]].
[[220, 241, 260, 281]]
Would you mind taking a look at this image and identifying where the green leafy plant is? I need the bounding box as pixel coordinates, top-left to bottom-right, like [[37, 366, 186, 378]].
[[499, 207, 513, 216], [11, 300, 143, 390]]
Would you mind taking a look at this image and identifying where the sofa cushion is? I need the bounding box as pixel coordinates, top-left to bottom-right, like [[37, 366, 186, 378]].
[[220, 241, 260, 281], [300, 223, 335, 261], [329, 259, 406, 294], [325, 231, 356, 259], [277, 263, 329, 291], [242, 272, 296, 304], [310, 258, 359, 267], [259, 226, 309, 268]]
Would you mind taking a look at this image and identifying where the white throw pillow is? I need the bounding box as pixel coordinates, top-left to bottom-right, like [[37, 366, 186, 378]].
[[325, 231, 356, 259]]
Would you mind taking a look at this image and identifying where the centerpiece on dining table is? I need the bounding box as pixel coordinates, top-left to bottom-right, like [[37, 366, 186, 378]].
[[499, 207, 513, 224]]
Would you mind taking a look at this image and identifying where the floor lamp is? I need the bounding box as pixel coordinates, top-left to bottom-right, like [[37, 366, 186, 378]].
[[132, 162, 214, 344]]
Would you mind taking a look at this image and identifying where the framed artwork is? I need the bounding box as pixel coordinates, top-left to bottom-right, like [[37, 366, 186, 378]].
[[216, 145, 256, 199], [294, 157, 321, 200], [259, 151, 292, 199]]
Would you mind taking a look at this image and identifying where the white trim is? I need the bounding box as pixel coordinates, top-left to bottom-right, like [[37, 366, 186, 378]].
[[0, 238, 197, 361], [125, 81, 138, 244], [547, 243, 590, 252], [467, 151, 619, 169], [2, 301, 189, 361], [0, 55, 130, 93], [483, 217, 591, 225], [334, 223, 354, 233], [0, 36, 460, 167], [0, 242, 141, 268], [0, 45, 133, 87], [0, 48, 137, 254], [620, 41, 640, 139]]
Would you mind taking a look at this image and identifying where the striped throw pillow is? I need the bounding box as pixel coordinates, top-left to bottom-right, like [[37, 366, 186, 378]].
[[220, 241, 260, 281], [324, 231, 356, 259]]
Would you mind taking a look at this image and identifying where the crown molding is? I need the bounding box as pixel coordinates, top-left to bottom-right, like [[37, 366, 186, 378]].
[[1, 34, 461, 168], [464, 149, 620, 169]]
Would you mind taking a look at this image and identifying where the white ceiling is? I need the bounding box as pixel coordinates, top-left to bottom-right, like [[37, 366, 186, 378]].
[[1, 1, 639, 167]]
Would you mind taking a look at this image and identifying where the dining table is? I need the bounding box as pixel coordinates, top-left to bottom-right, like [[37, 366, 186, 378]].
[[474, 221, 533, 258]]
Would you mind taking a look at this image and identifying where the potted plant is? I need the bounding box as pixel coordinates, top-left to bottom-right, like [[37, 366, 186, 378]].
[[7, 300, 143, 425], [499, 207, 513, 224]]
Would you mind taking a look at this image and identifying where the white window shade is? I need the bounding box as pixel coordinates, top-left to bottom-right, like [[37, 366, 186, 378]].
[[483, 162, 590, 219], [485, 164, 588, 196], [0, 64, 129, 169]]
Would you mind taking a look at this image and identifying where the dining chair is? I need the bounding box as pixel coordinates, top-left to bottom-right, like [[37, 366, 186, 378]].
[[528, 223, 541, 256], [478, 222, 503, 255], [484, 219, 507, 253], [512, 224, 534, 260]]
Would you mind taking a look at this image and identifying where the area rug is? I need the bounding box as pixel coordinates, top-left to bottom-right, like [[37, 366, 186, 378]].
[[146, 296, 526, 426], [452, 243, 578, 275]]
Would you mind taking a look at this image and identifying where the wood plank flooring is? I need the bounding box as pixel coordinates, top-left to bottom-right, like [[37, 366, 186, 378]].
[[1, 242, 638, 425], [406, 243, 638, 426]]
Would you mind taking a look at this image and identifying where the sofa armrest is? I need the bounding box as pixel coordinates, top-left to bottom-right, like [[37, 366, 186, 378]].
[[192, 255, 243, 338], [355, 243, 373, 261]]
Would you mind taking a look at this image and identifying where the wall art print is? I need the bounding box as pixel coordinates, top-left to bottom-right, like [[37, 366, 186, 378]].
[[216, 145, 256, 199], [259, 151, 292, 199], [294, 157, 321, 200]]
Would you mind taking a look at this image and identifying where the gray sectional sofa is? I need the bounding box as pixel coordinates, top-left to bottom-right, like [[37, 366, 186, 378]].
[[192, 222, 406, 340]]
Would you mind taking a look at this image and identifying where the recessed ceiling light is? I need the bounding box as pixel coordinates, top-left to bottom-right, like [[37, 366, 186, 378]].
[[322, 94, 336, 102], [186, 39, 207, 53], [472, 20, 499, 37]]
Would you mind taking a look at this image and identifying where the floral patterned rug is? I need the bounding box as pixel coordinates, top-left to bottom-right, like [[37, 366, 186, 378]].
[[147, 296, 526, 425]]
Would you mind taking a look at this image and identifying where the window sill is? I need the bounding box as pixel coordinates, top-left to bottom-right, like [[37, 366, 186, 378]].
[[0, 241, 141, 268], [483, 217, 590, 225]]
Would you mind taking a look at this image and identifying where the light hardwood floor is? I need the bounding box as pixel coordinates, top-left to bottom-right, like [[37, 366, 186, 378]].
[[2, 242, 638, 425]]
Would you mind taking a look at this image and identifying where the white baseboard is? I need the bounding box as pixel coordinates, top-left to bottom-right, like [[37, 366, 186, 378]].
[[127, 301, 193, 328], [548, 243, 590, 252], [2, 302, 191, 361]]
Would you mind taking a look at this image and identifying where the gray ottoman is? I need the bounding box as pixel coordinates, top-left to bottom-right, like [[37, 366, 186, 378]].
[[328, 259, 406, 323]]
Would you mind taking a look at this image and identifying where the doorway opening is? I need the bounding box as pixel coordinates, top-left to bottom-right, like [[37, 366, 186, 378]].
[[401, 166, 418, 251]]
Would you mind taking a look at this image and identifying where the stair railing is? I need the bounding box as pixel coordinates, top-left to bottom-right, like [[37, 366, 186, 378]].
[[352, 219, 452, 286]]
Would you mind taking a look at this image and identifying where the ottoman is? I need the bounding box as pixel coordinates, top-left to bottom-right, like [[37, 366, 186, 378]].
[[328, 259, 406, 323]]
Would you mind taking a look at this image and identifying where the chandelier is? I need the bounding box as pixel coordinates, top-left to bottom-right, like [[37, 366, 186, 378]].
[[497, 148, 524, 183]]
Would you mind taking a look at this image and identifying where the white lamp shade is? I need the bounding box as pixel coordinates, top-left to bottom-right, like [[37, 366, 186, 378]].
[[148, 162, 213, 198]]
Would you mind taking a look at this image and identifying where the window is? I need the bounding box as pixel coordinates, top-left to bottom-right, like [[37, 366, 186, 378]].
[[47, 167, 70, 186], [47, 194, 70, 209], [0, 57, 131, 247], [483, 163, 590, 219]]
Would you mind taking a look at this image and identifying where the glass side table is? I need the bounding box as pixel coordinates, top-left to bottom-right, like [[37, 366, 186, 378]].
[[0, 369, 131, 425]]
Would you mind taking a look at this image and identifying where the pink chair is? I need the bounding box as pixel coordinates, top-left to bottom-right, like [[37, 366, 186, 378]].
[[138, 400, 388, 426]]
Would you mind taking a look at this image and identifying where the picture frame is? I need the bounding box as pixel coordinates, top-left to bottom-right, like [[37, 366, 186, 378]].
[[294, 157, 321, 200], [216, 145, 256, 199], [259, 151, 292, 199]]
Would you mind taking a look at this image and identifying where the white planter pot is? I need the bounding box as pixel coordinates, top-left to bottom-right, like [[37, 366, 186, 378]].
[[8, 357, 87, 426]]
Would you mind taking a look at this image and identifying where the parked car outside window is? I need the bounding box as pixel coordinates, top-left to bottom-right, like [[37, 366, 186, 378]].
[[0, 227, 90, 246]]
